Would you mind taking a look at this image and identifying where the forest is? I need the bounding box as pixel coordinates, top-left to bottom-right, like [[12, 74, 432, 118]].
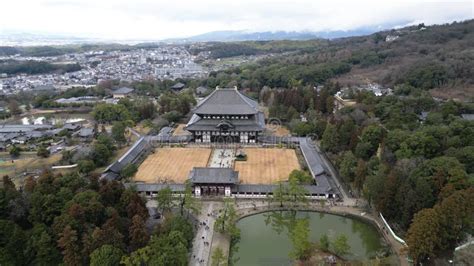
[[0, 60, 81, 75], [189, 20, 474, 264], [253, 81, 474, 263], [0, 172, 196, 266], [195, 20, 473, 100], [1, 20, 473, 265]]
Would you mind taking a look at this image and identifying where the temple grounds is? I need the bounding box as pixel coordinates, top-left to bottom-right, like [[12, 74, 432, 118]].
[[134, 147, 212, 183], [234, 148, 300, 184], [133, 147, 301, 185]]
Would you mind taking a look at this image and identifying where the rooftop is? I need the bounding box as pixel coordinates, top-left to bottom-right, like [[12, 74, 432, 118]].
[[0, 124, 53, 133], [171, 82, 186, 90], [113, 87, 134, 94], [189, 167, 239, 184], [185, 112, 265, 132], [192, 87, 260, 115]]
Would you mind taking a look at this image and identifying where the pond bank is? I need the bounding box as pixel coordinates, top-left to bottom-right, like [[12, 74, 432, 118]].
[[216, 201, 408, 266]]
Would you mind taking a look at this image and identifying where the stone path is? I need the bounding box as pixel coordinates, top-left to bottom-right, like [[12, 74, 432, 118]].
[[208, 148, 235, 168], [189, 201, 221, 266]]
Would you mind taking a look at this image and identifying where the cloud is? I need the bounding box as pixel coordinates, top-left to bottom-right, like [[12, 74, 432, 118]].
[[1, 0, 472, 40]]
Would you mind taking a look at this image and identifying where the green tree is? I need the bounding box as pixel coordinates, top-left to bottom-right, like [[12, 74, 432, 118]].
[[91, 143, 112, 167], [156, 187, 173, 214], [289, 170, 313, 185], [354, 159, 367, 193], [96, 133, 114, 148], [287, 176, 308, 207], [272, 181, 289, 207], [321, 123, 339, 153], [37, 146, 50, 158], [120, 163, 138, 179], [319, 233, 330, 251], [90, 244, 124, 266], [111, 121, 127, 144], [179, 181, 201, 216], [78, 160, 95, 174], [9, 145, 21, 158], [215, 198, 238, 235], [151, 230, 189, 265], [0, 220, 29, 265], [332, 234, 350, 257], [339, 151, 357, 183], [92, 103, 131, 123], [289, 218, 311, 260], [354, 141, 374, 160], [211, 247, 227, 266], [121, 246, 151, 266], [34, 230, 61, 265]]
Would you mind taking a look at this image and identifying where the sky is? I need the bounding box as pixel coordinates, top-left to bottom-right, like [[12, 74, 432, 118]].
[[1, 0, 473, 40]]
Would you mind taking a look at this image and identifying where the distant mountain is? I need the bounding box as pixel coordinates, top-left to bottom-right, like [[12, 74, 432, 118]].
[[168, 30, 321, 42], [165, 25, 400, 43]]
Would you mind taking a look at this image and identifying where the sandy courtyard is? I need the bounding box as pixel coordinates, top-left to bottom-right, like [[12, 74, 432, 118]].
[[134, 147, 212, 183], [173, 124, 191, 136], [234, 148, 301, 184]]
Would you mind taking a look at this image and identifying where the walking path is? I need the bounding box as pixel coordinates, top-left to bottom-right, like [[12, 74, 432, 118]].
[[189, 201, 221, 266], [208, 148, 235, 168]]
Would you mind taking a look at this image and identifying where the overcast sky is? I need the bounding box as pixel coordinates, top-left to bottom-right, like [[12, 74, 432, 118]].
[[1, 0, 473, 40]]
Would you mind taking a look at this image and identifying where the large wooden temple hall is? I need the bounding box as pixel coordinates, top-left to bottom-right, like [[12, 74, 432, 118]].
[[185, 87, 265, 143]]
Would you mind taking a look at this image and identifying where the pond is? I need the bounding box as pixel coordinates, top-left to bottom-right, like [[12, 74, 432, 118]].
[[233, 211, 385, 265], [14, 113, 91, 125]]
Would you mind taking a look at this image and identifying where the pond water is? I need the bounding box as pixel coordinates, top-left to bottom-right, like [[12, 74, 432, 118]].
[[16, 113, 90, 125], [233, 211, 385, 266]]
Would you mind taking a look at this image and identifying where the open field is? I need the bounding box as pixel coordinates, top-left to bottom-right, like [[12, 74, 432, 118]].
[[0, 153, 62, 186], [134, 147, 212, 183], [234, 148, 300, 184]]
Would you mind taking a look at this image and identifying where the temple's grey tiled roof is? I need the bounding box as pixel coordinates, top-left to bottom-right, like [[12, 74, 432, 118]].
[[158, 126, 173, 136], [78, 128, 94, 137], [235, 184, 333, 195], [193, 88, 259, 115], [0, 124, 53, 133], [185, 115, 265, 132], [128, 183, 333, 195], [103, 137, 151, 176], [126, 183, 185, 192], [113, 87, 134, 94], [299, 138, 325, 176], [189, 167, 239, 184], [171, 82, 185, 90]]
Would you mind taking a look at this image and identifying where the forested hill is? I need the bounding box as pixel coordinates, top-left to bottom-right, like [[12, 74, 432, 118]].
[[200, 20, 474, 101]]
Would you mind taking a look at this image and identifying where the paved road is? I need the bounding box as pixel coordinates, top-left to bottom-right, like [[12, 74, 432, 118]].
[[128, 127, 142, 137], [189, 201, 220, 266]]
